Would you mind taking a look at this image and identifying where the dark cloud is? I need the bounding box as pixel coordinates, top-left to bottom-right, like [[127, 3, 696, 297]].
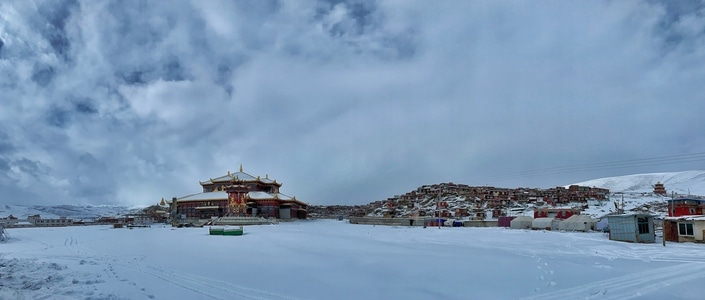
[[74, 99, 97, 115], [0, 0, 703, 206], [31, 63, 56, 87], [45, 105, 69, 128], [35, 0, 77, 61]]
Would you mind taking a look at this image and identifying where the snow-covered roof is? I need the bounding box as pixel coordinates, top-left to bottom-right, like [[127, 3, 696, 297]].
[[199, 168, 280, 186], [248, 191, 274, 200], [177, 191, 304, 205], [178, 192, 228, 201], [562, 214, 596, 223], [666, 198, 705, 204], [606, 213, 654, 218], [532, 217, 555, 228], [664, 215, 705, 221], [276, 193, 293, 200]]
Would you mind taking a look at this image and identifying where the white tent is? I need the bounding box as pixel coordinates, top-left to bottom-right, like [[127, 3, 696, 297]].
[[510, 216, 533, 229], [532, 217, 557, 230], [558, 215, 597, 232]]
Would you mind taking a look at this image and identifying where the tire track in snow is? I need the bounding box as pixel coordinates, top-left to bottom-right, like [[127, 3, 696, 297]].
[[70, 242, 298, 300], [116, 263, 300, 300], [521, 262, 705, 300]]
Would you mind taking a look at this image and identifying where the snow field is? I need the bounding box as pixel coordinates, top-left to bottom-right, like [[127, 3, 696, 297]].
[[1, 220, 704, 300]]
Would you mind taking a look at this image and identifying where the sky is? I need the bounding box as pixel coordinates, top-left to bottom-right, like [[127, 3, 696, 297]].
[[1, 0, 705, 207]]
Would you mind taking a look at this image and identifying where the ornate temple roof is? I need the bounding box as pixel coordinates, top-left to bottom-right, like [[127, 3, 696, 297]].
[[199, 165, 280, 186], [177, 191, 305, 206]]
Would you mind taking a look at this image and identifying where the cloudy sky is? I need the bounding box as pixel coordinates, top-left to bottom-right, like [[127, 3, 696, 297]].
[[1, 0, 704, 207]]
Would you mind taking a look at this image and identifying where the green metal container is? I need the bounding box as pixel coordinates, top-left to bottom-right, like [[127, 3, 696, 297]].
[[209, 227, 224, 235], [223, 226, 244, 236]]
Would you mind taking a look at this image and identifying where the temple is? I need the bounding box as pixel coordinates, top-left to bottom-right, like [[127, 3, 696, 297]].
[[173, 166, 307, 220], [653, 182, 667, 195]]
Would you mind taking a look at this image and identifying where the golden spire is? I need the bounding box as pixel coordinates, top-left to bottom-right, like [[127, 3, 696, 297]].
[[240, 164, 243, 172]]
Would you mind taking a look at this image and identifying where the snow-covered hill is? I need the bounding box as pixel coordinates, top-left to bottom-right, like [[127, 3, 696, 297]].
[[569, 170, 705, 196], [570, 170, 705, 218], [366, 171, 705, 220], [0, 205, 135, 220]]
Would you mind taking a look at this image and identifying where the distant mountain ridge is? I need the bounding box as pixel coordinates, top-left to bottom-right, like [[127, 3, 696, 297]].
[[0, 204, 134, 220], [569, 170, 705, 196]]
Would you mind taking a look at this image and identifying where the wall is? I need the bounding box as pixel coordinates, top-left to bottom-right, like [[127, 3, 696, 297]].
[[607, 215, 655, 243], [348, 217, 428, 226], [463, 220, 498, 227]]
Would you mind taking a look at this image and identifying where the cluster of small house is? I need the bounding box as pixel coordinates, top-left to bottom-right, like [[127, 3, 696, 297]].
[[504, 198, 705, 244], [359, 182, 610, 219], [0, 215, 76, 228], [503, 212, 658, 243], [308, 205, 368, 219], [0, 214, 159, 228], [501, 207, 597, 231], [387, 182, 607, 206]]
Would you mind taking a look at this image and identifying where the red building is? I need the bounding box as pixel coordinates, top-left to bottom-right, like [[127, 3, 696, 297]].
[[666, 198, 705, 217], [534, 207, 580, 220], [174, 166, 307, 220]]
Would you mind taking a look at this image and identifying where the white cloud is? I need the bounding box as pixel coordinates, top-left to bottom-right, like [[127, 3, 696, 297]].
[[0, 0, 704, 206]]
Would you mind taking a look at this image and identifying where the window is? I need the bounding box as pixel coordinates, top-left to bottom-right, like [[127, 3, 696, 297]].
[[678, 223, 694, 236], [637, 217, 649, 234]]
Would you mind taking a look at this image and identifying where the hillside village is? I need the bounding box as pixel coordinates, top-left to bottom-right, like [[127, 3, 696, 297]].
[[309, 171, 705, 221], [309, 182, 638, 220]]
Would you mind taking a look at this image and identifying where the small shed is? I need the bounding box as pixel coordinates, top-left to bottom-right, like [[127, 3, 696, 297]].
[[606, 214, 655, 243], [532, 217, 557, 230], [559, 215, 597, 232], [498, 216, 516, 227], [663, 215, 705, 243], [510, 216, 533, 229]]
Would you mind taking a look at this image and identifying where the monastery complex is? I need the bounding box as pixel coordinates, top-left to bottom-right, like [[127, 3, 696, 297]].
[[171, 166, 307, 220]]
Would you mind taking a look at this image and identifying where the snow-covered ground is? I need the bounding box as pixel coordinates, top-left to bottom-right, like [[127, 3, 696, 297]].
[[2, 220, 705, 300]]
